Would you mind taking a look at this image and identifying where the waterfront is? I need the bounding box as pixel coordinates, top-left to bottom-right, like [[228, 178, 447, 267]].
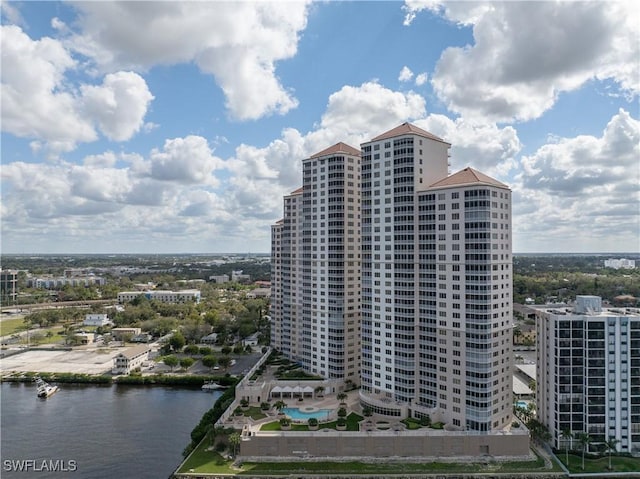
[[1, 382, 221, 479]]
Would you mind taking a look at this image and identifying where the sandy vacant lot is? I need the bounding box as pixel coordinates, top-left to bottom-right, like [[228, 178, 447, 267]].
[[1, 348, 121, 375]]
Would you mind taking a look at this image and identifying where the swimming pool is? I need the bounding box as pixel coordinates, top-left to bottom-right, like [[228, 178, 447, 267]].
[[516, 401, 528, 408], [282, 407, 332, 421]]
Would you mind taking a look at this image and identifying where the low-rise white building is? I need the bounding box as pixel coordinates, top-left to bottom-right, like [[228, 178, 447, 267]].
[[117, 289, 201, 304], [84, 314, 112, 327], [112, 345, 151, 375], [111, 327, 142, 340], [604, 258, 636, 269], [209, 274, 229, 283]]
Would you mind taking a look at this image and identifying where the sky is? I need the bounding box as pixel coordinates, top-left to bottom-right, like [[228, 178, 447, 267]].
[[1, 1, 639, 255]]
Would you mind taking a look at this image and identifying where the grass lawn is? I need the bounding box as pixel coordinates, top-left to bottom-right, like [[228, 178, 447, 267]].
[[177, 439, 239, 475], [242, 407, 267, 420], [177, 434, 554, 477], [401, 418, 424, 430], [560, 452, 640, 474], [0, 317, 29, 336]]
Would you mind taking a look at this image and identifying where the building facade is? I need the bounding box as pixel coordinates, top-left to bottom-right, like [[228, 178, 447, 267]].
[[359, 124, 513, 432], [536, 295, 640, 453], [270, 123, 514, 432], [271, 144, 362, 382], [117, 289, 201, 304], [0, 270, 18, 304], [112, 345, 151, 374]]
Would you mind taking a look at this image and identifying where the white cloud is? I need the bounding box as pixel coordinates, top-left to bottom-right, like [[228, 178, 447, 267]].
[[1, 25, 154, 155], [1, 2, 25, 26], [418, 1, 639, 122], [513, 109, 640, 252], [149, 136, 224, 185], [415, 72, 428, 86], [1, 25, 95, 154], [66, 2, 311, 120], [80, 72, 154, 142], [399, 66, 414, 82]]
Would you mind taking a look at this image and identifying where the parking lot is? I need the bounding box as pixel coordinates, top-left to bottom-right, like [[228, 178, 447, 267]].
[[0, 348, 120, 375]]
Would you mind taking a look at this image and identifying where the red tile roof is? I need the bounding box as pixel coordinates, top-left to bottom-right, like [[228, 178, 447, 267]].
[[370, 122, 448, 144], [429, 167, 509, 189], [289, 187, 304, 195], [310, 142, 360, 158]]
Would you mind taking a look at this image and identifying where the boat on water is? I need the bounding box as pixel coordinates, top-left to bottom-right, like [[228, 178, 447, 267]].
[[201, 381, 228, 391], [35, 378, 59, 398]]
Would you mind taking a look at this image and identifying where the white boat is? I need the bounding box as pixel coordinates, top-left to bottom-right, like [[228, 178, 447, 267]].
[[35, 377, 59, 398], [201, 381, 228, 391]]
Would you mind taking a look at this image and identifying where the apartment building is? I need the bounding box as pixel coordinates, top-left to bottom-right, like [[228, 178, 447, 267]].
[[271, 143, 361, 382], [536, 295, 640, 453], [117, 289, 201, 304], [271, 123, 513, 432], [359, 123, 513, 432]]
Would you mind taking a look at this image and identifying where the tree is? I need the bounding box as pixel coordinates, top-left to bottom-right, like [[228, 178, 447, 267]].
[[201, 355, 217, 371], [184, 344, 199, 355], [180, 357, 195, 370], [217, 356, 232, 369], [163, 355, 179, 371], [274, 400, 287, 414], [604, 436, 619, 471], [576, 432, 592, 470], [314, 386, 324, 398], [337, 392, 347, 404], [560, 428, 573, 465], [228, 432, 241, 458], [169, 331, 185, 351]]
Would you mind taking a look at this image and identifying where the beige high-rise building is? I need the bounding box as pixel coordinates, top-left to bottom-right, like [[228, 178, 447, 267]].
[[271, 143, 361, 382], [272, 123, 514, 432]]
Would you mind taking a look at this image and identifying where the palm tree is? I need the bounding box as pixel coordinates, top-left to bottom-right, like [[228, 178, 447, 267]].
[[604, 436, 619, 471], [337, 392, 347, 404], [560, 428, 573, 465], [274, 400, 287, 414], [314, 385, 324, 398], [576, 432, 592, 470], [228, 432, 241, 458]]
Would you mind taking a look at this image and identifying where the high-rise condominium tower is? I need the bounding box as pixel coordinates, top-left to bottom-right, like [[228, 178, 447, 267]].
[[272, 123, 513, 431], [359, 123, 513, 431], [271, 143, 361, 381]]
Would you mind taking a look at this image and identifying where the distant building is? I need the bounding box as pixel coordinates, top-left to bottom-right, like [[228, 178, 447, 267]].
[[604, 258, 636, 269], [131, 333, 152, 343], [27, 274, 105, 288], [0, 270, 18, 304], [111, 327, 142, 340], [242, 332, 260, 347], [117, 289, 201, 304], [536, 295, 640, 453], [112, 345, 151, 374], [246, 288, 270, 298], [74, 332, 95, 344], [200, 332, 218, 345], [84, 314, 112, 327], [231, 270, 251, 282], [209, 274, 230, 284]]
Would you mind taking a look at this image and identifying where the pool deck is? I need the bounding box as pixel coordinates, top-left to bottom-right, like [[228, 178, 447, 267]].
[[227, 388, 363, 431]]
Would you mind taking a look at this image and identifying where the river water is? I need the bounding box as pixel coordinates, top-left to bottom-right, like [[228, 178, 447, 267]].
[[0, 382, 221, 479]]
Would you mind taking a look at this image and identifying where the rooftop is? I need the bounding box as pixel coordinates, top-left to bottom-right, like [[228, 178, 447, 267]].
[[309, 142, 361, 159], [429, 166, 509, 189], [370, 122, 448, 144]]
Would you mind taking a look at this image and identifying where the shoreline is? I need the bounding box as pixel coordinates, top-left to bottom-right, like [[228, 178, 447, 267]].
[[1, 371, 240, 387]]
